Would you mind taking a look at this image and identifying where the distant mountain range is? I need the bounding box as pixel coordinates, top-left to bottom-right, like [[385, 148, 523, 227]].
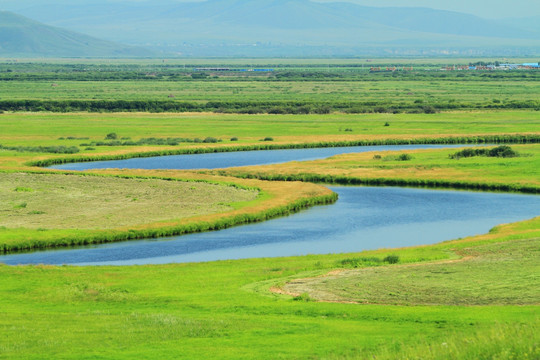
[[3, 0, 540, 57], [0, 11, 152, 57]]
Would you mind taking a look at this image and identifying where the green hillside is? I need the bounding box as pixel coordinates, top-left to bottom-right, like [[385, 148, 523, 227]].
[[0, 11, 153, 58]]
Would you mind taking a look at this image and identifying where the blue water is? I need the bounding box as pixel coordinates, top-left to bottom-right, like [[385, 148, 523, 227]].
[[1, 144, 537, 265], [1, 186, 538, 266], [51, 144, 467, 170]]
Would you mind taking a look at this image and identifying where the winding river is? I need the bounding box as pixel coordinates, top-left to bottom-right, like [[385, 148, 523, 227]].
[[1, 145, 539, 265]]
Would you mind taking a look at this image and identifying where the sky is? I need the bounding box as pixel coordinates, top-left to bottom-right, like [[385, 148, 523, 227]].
[[1, 0, 539, 19]]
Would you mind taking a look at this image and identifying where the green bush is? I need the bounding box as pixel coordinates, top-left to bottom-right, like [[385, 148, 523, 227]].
[[383, 153, 413, 161], [293, 293, 315, 302], [383, 255, 400, 264], [191, 73, 208, 79], [203, 137, 219, 143], [14, 187, 33, 192], [450, 145, 519, 159], [423, 105, 438, 114], [398, 153, 413, 161], [340, 257, 382, 268], [105, 132, 118, 140], [488, 145, 519, 158], [0, 144, 80, 154]]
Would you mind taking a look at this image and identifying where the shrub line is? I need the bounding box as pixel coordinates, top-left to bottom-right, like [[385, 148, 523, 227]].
[[224, 172, 540, 194]]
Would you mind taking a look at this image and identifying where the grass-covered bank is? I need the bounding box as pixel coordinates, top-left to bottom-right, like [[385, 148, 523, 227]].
[[0, 216, 538, 359], [27, 134, 540, 168], [218, 144, 540, 194], [0, 170, 336, 253], [0, 172, 259, 230]]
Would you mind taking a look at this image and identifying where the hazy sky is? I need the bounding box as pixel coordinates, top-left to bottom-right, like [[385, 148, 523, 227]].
[[1, 0, 539, 19]]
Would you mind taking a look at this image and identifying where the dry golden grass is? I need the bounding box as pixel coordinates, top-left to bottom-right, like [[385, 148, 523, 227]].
[[0, 172, 258, 230], [71, 168, 334, 232]]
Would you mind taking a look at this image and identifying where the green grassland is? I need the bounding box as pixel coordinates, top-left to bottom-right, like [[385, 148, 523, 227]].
[[0, 111, 538, 170], [0, 60, 539, 359], [0, 170, 336, 253], [281, 239, 540, 306], [0, 78, 538, 114], [0, 217, 538, 359], [1, 61, 539, 114], [1, 79, 539, 104]]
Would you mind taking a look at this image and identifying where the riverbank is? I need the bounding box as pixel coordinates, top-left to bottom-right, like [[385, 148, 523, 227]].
[[217, 144, 540, 193], [0, 170, 336, 253]]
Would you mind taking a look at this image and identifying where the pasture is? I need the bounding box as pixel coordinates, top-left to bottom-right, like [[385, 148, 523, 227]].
[[0, 216, 538, 359], [0, 111, 538, 169], [0, 59, 539, 359]]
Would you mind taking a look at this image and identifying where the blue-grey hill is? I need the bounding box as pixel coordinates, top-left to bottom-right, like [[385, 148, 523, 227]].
[[0, 11, 153, 57]]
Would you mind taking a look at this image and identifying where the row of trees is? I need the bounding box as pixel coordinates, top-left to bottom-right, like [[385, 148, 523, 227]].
[[0, 99, 537, 114]]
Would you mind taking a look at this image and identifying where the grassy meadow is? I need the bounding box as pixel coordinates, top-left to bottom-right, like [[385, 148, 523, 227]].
[[0, 217, 538, 359], [1, 61, 539, 113], [0, 60, 539, 359], [218, 144, 540, 193], [282, 238, 540, 306], [1, 78, 539, 105], [0, 111, 538, 169], [0, 172, 258, 230]]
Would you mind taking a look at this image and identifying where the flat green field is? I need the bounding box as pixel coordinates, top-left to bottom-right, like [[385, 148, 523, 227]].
[[1, 61, 539, 114], [0, 60, 539, 359], [282, 238, 540, 306], [0, 217, 538, 359], [1, 79, 539, 104], [1, 111, 539, 142], [0, 111, 538, 169], [0, 172, 258, 230]]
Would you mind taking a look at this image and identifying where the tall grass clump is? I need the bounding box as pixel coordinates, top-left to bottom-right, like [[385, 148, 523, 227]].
[[339, 257, 382, 268], [0, 144, 80, 154], [383, 255, 400, 264], [450, 145, 520, 159]]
